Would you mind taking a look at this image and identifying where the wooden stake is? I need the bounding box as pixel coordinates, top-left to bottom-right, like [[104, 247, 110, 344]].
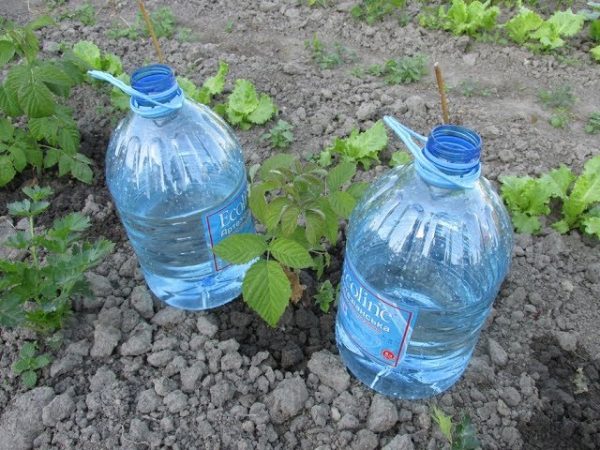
[[137, 0, 164, 63], [434, 62, 449, 124]]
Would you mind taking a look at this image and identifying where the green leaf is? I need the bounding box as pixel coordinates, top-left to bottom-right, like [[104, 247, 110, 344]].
[[19, 78, 55, 118], [23, 185, 53, 201], [247, 94, 277, 124], [21, 370, 37, 388], [264, 197, 288, 231], [7, 199, 31, 217], [454, 414, 481, 450], [547, 9, 585, 38], [269, 238, 313, 269], [0, 293, 25, 327], [592, 45, 600, 62], [20, 342, 37, 359], [327, 161, 356, 191], [0, 118, 14, 142], [328, 191, 357, 219], [101, 53, 123, 75], [228, 79, 259, 115], [35, 63, 74, 90], [390, 151, 412, 167], [0, 40, 16, 66], [258, 154, 295, 180], [512, 212, 541, 234], [561, 156, 600, 227], [27, 15, 55, 30], [0, 85, 23, 117], [8, 145, 27, 172], [347, 181, 369, 200], [280, 205, 300, 236], [314, 280, 335, 313], [242, 259, 291, 327], [539, 165, 575, 200], [71, 159, 93, 184], [12, 358, 31, 375], [583, 216, 600, 238], [203, 61, 229, 95], [0, 155, 16, 186], [73, 41, 102, 69], [305, 211, 325, 246], [432, 406, 454, 445], [32, 354, 51, 370], [213, 233, 268, 264], [504, 8, 544, 44], [347, 120, 388, 158]]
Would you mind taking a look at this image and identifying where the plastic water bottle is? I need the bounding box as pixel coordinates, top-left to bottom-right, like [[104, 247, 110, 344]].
[[335, 117, 513, 399], [90, 65, 254, 310]]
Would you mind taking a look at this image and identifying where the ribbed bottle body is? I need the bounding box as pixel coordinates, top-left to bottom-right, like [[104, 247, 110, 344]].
[[336, 164, 513, 399], [106, 101, 254, 310]]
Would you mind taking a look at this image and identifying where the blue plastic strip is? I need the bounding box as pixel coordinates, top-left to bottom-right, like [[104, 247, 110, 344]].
[[88, 70, 184, 119], [383, 116, 481, 190]]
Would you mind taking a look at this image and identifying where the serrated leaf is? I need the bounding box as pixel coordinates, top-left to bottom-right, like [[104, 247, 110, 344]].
[[58, 126, 80, 155], [305, 211, 325, 246], [0, 85, 23, 117], [19, 78, 55, 118], [35, 63, 74, 89], [73, 41, 102, 69], [258, 154, 295, 180], [314, 280, 335, 313], [0, 155, 16, 186], [203, 61, 228, 95], [12, 358, 31, 375], [512, 212, 541, 234], [21, 370, 37, 388], [327, 161, 356, 191], [269, 238, 313, 269], [20, 341, 37, 359], [539, 165, 574, 200], [280, 205, 300, 236], [23, 185, 53, 201], [547, 9, 585, 37], [71, 159, 93, 184], [247, 94, 276, 124], [242, 260, 291, 327], [213, 233, 268, 264], [432, 406, 454, 444], [32, 354, 51, 369], [504, 8, 544, 44], [228, 79, 259, 115], [328, 191, 356, 219], [0, 40, 16, 66], [390, 151, 412, 167], [0, 292, 24, 327], [27, 15, 55, 30], [347, 181, 369, 200], [58, 154, 72, 177], [264, 197, 288, 231], [8, 144, 27, 172], [592, 45, 600, 62], [0, 117, 14, 142], [583, 216, 600, 238], [102, 53, 122, 75]]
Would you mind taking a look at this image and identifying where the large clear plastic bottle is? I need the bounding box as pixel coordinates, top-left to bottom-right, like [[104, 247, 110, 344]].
[[335, 118, 513, 399], [102, 65, 254, 310]]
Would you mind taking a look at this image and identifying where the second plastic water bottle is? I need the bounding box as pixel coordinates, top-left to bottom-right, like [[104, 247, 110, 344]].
[[335, 117, 513, 399], [95, 65, 254, 310]]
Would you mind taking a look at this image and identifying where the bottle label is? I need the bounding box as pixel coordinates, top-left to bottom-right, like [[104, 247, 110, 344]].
[[203, 181, 254, 272], [338, 259, 417, 367]]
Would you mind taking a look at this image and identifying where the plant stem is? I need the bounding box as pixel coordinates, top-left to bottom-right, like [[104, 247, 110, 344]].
[[434, 62, 449, 124], [136, 0, 164, 63]]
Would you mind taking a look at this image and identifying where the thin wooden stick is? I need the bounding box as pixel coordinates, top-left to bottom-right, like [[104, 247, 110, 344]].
[[137, 0, 164, 63], [434, 62, 449, 124]]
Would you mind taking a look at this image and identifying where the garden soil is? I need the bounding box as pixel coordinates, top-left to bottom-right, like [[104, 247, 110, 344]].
[[0, 1, 599, 449]]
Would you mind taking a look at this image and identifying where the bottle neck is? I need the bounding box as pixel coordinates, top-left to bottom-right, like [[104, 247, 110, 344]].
[[130, 64, 183, 119], [416, 125, 482, 190]]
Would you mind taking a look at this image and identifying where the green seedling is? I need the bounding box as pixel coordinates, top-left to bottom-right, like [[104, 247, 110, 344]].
[[314, 280, 336, 313], [585, 112, 600, 134], [500, 155, 600, 238], [367, 55, 427, 84], [0, 186, 114, 331], [319, 120, 388, 169], [452, 79, 492, 97], [432, 406, 481, 450], [59, 2, 96, 26], [420, 0, 500, 37], [214, 79, 277, 130], [306, 34, 356, 69], [261, 120, 295, 149], [214, 157, 368, 326], [351, 0, 406, 24], [107, 6, 176, 40], [12, 342, 51, 388]]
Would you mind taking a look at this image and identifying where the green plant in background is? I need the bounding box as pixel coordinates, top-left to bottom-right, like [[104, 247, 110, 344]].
[[213, 156, 368, 326], [0, 186, 114, 332], [452, 79, 492, 97], [0, 17, 94, 186], [500, 155, 600, 238], [538, 84, 575, 128], [432, 406, 481, 450], [305, 34, 356, 69], [504, 8, 585, 49], [585, 112, 600, 133], [420, 0, 500, 37], [367, 55, 427, 84], [389, 150, 412, 167], [107, 6, 176, 40], [214, 79, 277, 130], [351, 0, 406, 25], [314, 280, 336, 313], [262, 120, 295, 149], [308, 0, 329, 6], [58, 2, 96, 26], [319, 120, 388, 169], [11, 341, 51, 388], [178, 61, 229, 106]]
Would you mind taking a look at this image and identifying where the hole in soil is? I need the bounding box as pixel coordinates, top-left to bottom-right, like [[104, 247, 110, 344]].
[[519, 336, 600, 449]]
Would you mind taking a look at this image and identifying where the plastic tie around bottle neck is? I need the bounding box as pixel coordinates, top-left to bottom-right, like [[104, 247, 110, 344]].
[[383, 116, 482, 190], [88, 64, 184, 119]]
